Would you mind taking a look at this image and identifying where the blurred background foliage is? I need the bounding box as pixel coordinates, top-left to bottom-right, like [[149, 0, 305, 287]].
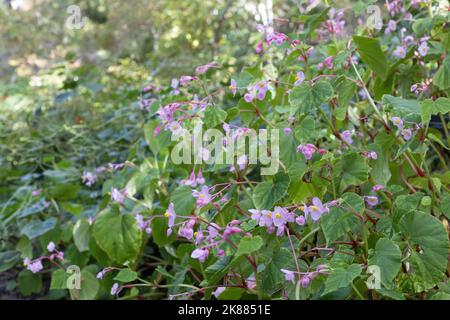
[[0, 0, 311, 298]]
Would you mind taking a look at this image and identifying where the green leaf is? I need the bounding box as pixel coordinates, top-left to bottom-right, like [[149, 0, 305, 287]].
[[370, 132, 395, 186], [323, 264, 362, 296], [382, 95, 421, 121], [353, 36, 388, 80], [20, 217, 57, 240], [294, 116, 316, 142], [321, 193, 361, 245], [368, 238, 401, 286], [15, 199, 48, 219], [433, 55, 450, 90], [253, 172, 290, 210], [73, 219, 91, 252], [50, 269, 69, 289], [399, 212, 449, 292], [289, 81, 333, 115], [114, 268, 138, 283], [204, 106, 227, 128], [205, 255, 245, 286], [70, 269, 100, 300], [335, 153, 370, 192], [144, 119, 171, 155], [421, 98, 450, 124], [237, 236, 263, 256], [170, 185, 197, 215], [49, 183, 80, 200], [440, 192, 450, 219], [93, 207, 142, 264], [217, 287, 245, 300], [18, 270, 42, 296], [0, 250, 20, 273], [125, 170, 158, 196], [261, 248, 296, 294]]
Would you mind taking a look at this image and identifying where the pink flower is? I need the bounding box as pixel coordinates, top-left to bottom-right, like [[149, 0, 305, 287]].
[[272, 207, 288, 227], [185, 170, 197, 187], [196, 169, 205, 185], [320, 9, 346, 37], [165, 121, 183, 136], [213, 287, 226, 298], [47, 242, 56, 252], [192, 186, 212, 208], [111, 283, 120, 295], [236, 155, 248, 171], [25, 259, 43, 274], [393, 46, 407, 59], [294, 71, 305, 86], [255, 81, 269, 101], [110, 188, 126, 204], [244, 91, 255, 103], [296, 143, 316, 160], [392, 117, 403, 130], [223, 226, 242, 238], [372, 185, 385, 192], [341, 130, 353, 146], [365, 196, 379, 207], [401, 128, 412, 141], [281, 269, 295, 283], [367, 151, 378, 160], [301, 275, 310, 288], [195, 62, 219, 75], [386, 0, 403, 16], [82, 171, 97, 187], [179, 75, 197, 86], [305, 198, 329, 222], [164, 203, 176, 228], [249, 209, 262, 221], [191, 248, 209, 263], [418, 42, 429, 57], [229, 79, 237, 96], [256, 41, 264, 53], [323, 56, 334, 69], [260, 210, 273, 227], [31, 189, 42, 197], [284, 127, 292, 135], [267, 32, 289, 46], [179, 227, 194, 240], [295, 215, 306, 226], [223, 123, 231, 134], [385, 20, 397, 34]]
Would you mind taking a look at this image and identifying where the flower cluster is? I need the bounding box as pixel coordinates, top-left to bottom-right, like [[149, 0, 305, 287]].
[[23, 241, 64, 274], [249, 198, 335, 237], [281, 264, 330, 288], [392, 117, 416, 141], [244, 81, 270, 102]]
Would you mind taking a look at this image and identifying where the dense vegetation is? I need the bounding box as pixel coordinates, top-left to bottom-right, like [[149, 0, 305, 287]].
[[1, 0, 449, 300]]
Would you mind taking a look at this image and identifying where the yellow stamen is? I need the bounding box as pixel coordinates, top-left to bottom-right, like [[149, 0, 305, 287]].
[[311, 206, 318, 211], [194, 231, 198, 237], [199, 193, 204, 198], [164, 211, 170, 218], [266, 212, 272, 218], [275, 213, 281, 219]]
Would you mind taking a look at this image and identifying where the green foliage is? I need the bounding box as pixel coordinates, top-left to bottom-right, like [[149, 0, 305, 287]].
[[0, 0, 449, 301]]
